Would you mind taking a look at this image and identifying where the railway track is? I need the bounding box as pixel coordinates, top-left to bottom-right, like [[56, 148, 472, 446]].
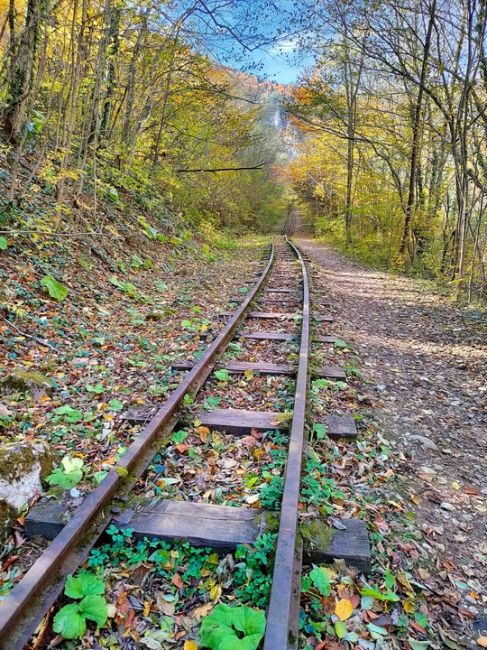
[[0, 236, 365, 649]]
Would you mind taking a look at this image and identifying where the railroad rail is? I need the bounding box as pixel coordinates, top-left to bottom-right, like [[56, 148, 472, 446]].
[[0, 236, 362, 649]]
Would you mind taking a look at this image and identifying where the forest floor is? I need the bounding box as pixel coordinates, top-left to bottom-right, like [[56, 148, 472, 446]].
[[298, 237, 487, 648], [0, 232, 265, 592]]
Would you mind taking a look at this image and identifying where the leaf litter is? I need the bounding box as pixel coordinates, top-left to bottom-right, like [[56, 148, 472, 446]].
[[297, 239, 487, 649], [0, 236, 267, 599]]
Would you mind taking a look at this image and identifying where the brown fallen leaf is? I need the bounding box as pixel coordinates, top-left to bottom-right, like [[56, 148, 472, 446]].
[[175, 443, 190, 454], [241, 435, 258, 447], [190, 602, 213, 620], [172, 573, 184, 589]]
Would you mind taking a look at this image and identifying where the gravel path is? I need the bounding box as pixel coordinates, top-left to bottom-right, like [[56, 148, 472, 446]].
[[298, 237, 487, 645]]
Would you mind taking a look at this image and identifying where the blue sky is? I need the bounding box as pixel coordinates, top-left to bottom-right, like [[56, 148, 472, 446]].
[[180, 0, 314, 85], [250, 37, 315, 84]]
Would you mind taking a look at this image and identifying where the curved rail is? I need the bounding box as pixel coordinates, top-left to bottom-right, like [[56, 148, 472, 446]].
[[263, 237, 310, 648], [0, 243, 276, 649]]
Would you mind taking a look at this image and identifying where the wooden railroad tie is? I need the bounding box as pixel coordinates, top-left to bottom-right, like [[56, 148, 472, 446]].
[[240, 331, 296, 341], [246, 311, 299, 319], [324, 415, 357, 438], [313, 314, 334, 323], [219, 311, 299, 319], [237, 333, 342, 345], [121, 406, 356, 441], [313, 335, 341, 344], [171, 359, 347, 380], [114, 501, 267, 550], [301, 517, 371, 574], [264, 288, 296, 293], [194, 408, 286, 435], [25, 503, 369, 573]]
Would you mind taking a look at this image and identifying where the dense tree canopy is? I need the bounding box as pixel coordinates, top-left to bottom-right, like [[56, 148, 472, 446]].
[[281, 0, 487, 299], [0, 0, 286, 238], [1, 0, 486, 298]]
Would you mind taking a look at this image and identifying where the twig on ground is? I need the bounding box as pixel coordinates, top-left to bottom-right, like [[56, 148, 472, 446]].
[[3, 318, 58, 352]]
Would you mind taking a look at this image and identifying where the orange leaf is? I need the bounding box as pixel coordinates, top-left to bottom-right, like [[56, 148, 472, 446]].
[[172, 573, 184, 589], [197, 426, 209, 442], [175, 444, 190, 454], [335, 598, 353, 621]]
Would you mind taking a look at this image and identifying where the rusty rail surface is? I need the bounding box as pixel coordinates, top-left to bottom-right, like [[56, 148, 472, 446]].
[[0, 243, 276, 649], [263, 237, 310, 649]]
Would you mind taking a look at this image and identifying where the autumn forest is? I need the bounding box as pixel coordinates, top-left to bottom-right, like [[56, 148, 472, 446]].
[[0, 2, 486, 649], [0, 0, 486, 299]]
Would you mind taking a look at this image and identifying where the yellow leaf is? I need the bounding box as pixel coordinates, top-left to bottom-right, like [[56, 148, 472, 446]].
[[397, 570, 414, 595], [324, 567, 337, 580], [335, 598, 353, 621], [403, 599, 415, 614], [210, 584, 222, 602], [143, 600, 152, 616], [184, 642, 198, 650]]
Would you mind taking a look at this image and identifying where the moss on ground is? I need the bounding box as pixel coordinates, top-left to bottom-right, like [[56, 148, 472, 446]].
[[300, 518, 335, 552]]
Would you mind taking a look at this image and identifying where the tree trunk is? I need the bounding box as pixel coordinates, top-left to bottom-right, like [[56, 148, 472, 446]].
[[3, 0, 42, 142], [399, 0, 436, 257], [99, 5, 121, 140]]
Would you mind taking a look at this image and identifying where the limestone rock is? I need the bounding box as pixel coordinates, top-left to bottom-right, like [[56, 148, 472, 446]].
[[0, 440, 53, 538]]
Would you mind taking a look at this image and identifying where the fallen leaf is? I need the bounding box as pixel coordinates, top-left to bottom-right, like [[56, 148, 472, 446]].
[[210, 584, 222, 601], [335, 598, 353, 621], [175, 444, 190, 454], [241, 435, 258, 447], [196, 426, 209, 442], [403, 599, 415, 614], [190, 603, 213, 620], [172, 574, 183, 589], [184, 642, 198, 650]]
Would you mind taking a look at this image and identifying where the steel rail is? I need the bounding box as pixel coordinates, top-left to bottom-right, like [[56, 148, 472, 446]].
[[0, 242, 276, 650], [263, 237, 310, 649]]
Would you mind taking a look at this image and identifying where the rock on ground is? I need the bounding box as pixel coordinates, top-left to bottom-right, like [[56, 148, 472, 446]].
[[0, 440, 53, 537]]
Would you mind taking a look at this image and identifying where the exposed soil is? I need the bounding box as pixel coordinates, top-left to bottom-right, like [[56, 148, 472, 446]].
[[298, 237, 487, 647]]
